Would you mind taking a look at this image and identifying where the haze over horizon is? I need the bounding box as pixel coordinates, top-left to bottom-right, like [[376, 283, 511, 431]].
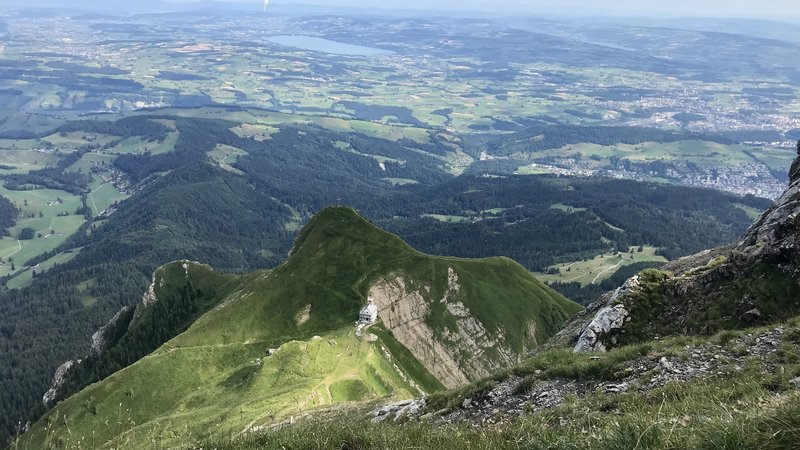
[[291, 0, 794, 19], [219, 0, 797, 20], [5, 0, 798, 20]]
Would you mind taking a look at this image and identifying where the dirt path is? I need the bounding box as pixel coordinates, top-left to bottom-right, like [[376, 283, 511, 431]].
[[561, 272, 590, 283], [591, 260, 624, 284], [3, 239, 21, 259], [236, 345, 351, 436], [559, 259, 624, 284], [88, 182, 108, 212]]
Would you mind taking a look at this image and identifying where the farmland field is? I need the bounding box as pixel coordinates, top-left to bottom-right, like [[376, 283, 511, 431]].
[[0, 186, 85, 276], [5, 248, 80, 289], [87, 180, 128, 215]]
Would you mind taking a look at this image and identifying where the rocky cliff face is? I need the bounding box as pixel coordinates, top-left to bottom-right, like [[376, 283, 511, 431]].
[[369, 267, 524, 389], [556, 146, 800, 352], [42, 360, 79, 407], [43, 301, 141, 406], [739, 143, 800, 267]]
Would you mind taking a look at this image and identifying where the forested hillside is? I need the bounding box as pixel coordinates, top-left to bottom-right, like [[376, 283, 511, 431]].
[[376, 176, 770, 269], [0, 195, 16, 235], [0, 164, 293, 442]]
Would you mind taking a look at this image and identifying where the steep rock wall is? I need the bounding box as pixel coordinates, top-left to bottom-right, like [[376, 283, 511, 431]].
[[369, 268, 521, 389]]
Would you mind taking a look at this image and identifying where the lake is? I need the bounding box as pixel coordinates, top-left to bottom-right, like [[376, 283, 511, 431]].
[[266, 35, 394, 56]]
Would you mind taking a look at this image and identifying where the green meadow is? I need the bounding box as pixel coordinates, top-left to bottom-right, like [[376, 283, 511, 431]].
[[534, 246, 667, 286]]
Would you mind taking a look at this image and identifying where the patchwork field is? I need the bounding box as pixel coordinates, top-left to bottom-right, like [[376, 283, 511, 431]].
[[518, 140, 757, 167], [0, 186, 85, 276], [0, 148, 60, 174]]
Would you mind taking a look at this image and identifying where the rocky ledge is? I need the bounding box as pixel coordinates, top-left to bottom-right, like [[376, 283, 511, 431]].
[[372, 325, 794, 425]]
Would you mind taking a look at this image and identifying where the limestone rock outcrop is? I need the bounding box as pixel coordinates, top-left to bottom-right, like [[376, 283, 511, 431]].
[[573, 276, 639, 352], [368, 267, 524, 389], [42, 360, 78, 407]]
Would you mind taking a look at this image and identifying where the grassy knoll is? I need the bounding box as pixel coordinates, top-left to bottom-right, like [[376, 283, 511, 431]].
[[21, 327, 412, 450], [206, 386, 800, 450], [534, 246, 667, 286]]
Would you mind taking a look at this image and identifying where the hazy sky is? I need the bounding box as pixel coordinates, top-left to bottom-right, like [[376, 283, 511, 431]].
[[7, 0, 798, 19], [258, 0, 798, 19]]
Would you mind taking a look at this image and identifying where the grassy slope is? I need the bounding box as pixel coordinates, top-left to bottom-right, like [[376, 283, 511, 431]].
[[206, 319, 800, 450], [21, 206, 579, 449]]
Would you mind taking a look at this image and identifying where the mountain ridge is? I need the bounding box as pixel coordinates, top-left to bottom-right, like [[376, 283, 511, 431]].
[[21, 205, 579, 449]]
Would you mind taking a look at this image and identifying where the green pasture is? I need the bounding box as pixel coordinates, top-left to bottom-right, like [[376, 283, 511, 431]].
[[550, 203, 587, 213], [65, 152, 116, 174], [747, 146, 796, 173], [420, 214, 472, 223], [5, 248, 81, 289], [534, 246, 667, 286], [0, 148, 60, 174], [24, 327, 414, 450], [42, 131, 118, 149], [527, 141, 757, 168], [208, 144, 248, 174], [0, 186, 85, 273], [87, 180, 128, 215]]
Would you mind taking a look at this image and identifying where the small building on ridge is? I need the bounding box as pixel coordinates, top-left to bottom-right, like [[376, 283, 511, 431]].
[[359, 298, 378, 324]]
